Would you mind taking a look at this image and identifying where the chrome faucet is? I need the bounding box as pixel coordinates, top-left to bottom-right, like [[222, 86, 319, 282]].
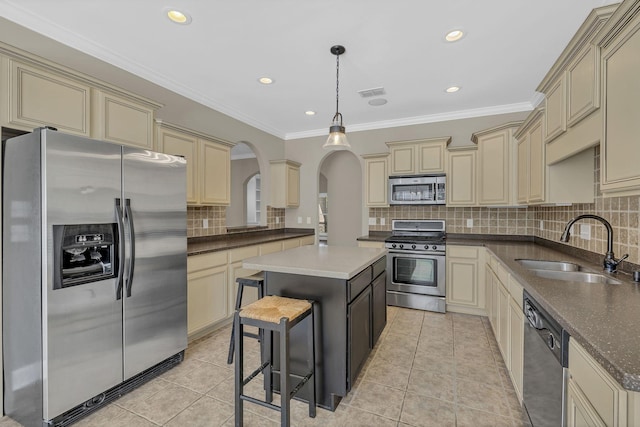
[[560, 214, 628, 273]]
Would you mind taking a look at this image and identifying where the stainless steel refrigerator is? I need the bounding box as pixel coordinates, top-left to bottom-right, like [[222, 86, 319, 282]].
[[2, 127, 188, 426]]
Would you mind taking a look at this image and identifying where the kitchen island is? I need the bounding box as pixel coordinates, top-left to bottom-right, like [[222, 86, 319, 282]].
[[243, 245, 387, 410]]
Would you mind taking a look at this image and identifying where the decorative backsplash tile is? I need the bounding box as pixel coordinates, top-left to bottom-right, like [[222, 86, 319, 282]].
[[187, 205, 285, 238], [369, 147, 640, 266]]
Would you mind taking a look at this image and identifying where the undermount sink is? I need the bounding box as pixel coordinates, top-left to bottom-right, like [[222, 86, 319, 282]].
[[528, 269, 622, 285], [515, 259, 582, 272]]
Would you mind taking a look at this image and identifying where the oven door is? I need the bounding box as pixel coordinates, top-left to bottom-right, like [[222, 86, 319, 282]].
[[387, 250, 445, 296]]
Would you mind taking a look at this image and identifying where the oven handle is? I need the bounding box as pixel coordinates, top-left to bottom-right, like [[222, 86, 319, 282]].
[[387, 250, 446, 257]]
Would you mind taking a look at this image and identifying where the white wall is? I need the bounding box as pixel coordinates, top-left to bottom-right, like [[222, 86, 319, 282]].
[[227, 158, 260, 227], [320, 151, 362, 246]]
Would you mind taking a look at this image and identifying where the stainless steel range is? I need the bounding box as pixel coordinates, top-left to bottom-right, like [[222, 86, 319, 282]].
[[385, 219, 446, 313]]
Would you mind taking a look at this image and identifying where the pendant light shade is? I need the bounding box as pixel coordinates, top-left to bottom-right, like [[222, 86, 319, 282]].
[[323, 45, 351, 150]]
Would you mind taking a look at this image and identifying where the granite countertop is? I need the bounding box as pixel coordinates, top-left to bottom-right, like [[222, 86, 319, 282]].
[[188, 228, 314, 256], [243, 245, 387, 280], [448, 238, 640, 392]]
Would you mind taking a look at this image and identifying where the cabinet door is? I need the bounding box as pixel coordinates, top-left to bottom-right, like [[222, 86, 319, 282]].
[[446, 255, 479, 308], [371, 272, 386, 346], [200, 139, 231, 205], [348, 285, 372, 388], [528, 120, 545, 202], [446, 150, 476, 206], [416, 142, 445, 173], [516, 134, 529, 203], [566, 378, 607, 427], [187, 264, 229, 335], [497, 281, 510, 365], [544, 74, 567, 143], [286, 163, 300, 207], [91, 90, 154, 149], [509, 297, 524, 401], [8, 59, 90, 135], [389, 145, 415, 175], [567, 45, 600, 127], [478, 130, 510, 205], [600, 17, 640, 194], [364, 155, 388, 207], [156, 127, 198, 204]]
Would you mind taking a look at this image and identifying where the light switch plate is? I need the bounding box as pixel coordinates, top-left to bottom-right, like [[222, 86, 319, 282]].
[[466, 219, 473, 228], [380, 218, 386, 226], [368, 217, 376, 225], [297, 216, 302, 224], [275, 217, 280, 224], [306, 217, 311, 224], [540, 220, 544, 230], [580, 224, 591, 240], [203, 219, 208, 229]]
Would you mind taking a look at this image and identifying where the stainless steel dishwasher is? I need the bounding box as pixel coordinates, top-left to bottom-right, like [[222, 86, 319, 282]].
[[522, 290, 569, 427]]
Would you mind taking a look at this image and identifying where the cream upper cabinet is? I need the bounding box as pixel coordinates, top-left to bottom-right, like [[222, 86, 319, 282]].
[[544, 74, 567, 143], [386, 137, 450, 176], [515, 107, 593, 205], [156, 122, 198, 204], [446, 147, 476, 206], [536, 5, 616, 161], [362, 153, 389, 207], [472, 122, 522, 206], [155, 121, 232, 206], [445, 245, 485, 316], [270, 160, 301, 208], [5, 58, 91, 136], [596, 0, 640, 195], [200, 138, 232, 205], [91, 89, 158, 149]]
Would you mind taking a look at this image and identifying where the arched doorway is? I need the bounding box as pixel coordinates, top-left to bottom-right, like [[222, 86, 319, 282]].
[[318, 150, 362, 246]]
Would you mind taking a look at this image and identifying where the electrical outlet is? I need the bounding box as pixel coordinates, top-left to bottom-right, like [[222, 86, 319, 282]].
[[203, 219, 208, 229], [275, 217, 280, 224], [466, 219, 473, 228], [580, 224, 591, 240], [368, 217, 376, 225], [380, 218, 386, 226], [297, 216, 302, 224], [306, 217, 311, 224], [540, 220, 544, 230]]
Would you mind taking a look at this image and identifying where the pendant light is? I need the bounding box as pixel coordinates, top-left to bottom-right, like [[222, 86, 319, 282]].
[[323, 45, 351, 150]]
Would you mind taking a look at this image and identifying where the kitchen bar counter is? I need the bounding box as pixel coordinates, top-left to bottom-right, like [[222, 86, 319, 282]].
[[187, 228, 314, 256]]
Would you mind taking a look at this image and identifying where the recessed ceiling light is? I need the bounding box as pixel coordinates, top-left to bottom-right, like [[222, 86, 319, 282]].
[[305, 111, 316, 116], [445, 29, 465, 42], [445, 86, 461, 93], [258, 77, 274, 85], [165, 8, 192, 25], [368, 98, 388, 106]]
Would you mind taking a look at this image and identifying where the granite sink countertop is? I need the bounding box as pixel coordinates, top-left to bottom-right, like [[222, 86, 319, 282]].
[[188, 228, 314, 256]]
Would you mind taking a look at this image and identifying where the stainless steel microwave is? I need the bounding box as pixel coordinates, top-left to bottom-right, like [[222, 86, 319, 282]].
[[388, 175, 446, 205]]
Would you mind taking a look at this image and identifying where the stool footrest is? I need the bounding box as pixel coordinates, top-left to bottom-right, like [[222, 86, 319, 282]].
[[240, 394, 281, 412], [242, 331, 260, 340], [289, 372, 314, 399], [243, 361, 270, 386]]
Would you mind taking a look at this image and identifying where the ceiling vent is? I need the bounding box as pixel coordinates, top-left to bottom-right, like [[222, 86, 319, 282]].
[[357, 87, 386, 98]]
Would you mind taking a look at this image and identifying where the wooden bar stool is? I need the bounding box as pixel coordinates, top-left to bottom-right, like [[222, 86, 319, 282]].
[[234, 295, 316, 427], [227, 272, 264, 364]]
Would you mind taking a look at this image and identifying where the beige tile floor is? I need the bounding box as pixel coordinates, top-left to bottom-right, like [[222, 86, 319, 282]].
[[0, 306, 530, 427]]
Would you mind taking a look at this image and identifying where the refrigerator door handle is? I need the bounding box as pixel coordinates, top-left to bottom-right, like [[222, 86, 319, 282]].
[[124, 198, 135, 297], [115, 198, 125, 300]]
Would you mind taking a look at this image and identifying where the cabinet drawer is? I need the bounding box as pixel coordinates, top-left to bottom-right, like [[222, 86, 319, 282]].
[[495, 262, 510, 286], [348, 267, 372, 302], [187, 251, 227, 273], [569, 339, 626, 426], [447, 245, 478, 259], [229, 245, 260, 263], [372, 256, 386, 279], [508, 276, 524, 309]]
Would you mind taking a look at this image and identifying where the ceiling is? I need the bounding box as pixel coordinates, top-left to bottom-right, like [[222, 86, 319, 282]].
[[0, 0, 618, 140]]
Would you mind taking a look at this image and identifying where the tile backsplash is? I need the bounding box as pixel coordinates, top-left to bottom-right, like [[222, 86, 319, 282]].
[[369, 147, 640, 266], [187, 205, 285, 238]]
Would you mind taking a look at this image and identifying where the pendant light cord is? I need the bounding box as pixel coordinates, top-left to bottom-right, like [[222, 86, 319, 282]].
[[335, 52, 340, 121]]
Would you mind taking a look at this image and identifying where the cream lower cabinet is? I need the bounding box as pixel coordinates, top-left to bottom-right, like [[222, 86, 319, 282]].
[[227, 246, 261, 315], [358, 241, 385, 249], [446, 147, 477, 206], [446, 245, 485, 315], [508, 276, 524, 401], [91, 89, 157, 149], [362, 153, 389, 207], [187, 251, 229, 336]]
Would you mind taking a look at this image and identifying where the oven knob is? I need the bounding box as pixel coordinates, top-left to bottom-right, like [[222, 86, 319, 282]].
[[432, 245, 437, 250], [424, 245, 429, 250], [391, 243, 396, 249], [399, 244, 404, 249], [411, 244, 416, 250]]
